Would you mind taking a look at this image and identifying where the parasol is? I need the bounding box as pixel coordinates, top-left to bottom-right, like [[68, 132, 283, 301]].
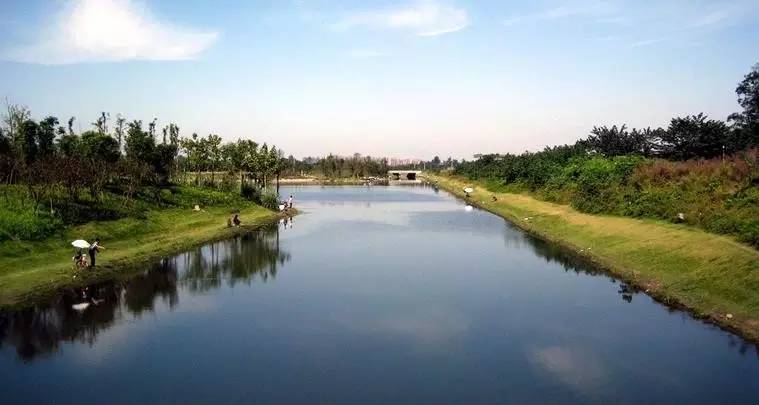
[[71, 239, 90, 249]]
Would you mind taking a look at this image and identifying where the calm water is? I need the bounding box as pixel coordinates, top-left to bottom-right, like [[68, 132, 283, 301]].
[[1, 185, 758, 404]]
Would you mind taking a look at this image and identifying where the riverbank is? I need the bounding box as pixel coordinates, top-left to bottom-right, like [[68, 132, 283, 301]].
[[0, 204, 282, 307], [426, 174, 759, 342]]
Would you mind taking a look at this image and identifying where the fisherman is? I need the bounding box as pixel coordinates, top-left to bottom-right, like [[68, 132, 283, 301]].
[[88, 238, 106, 268], [233, 214, 241, 227], [288, 195, 294, 208]]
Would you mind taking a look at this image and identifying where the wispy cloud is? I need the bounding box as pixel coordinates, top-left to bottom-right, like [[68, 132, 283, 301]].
[[345, 49, 386, 58], [688, 8, 736, 29], [503, 1, 615, 26], [3, 0, 218, 64], [331, 0, 469, 37], [630, 38, 665, 48]]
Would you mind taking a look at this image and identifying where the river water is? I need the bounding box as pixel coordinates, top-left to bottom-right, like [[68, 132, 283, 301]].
[[1, 185, 758, 404]]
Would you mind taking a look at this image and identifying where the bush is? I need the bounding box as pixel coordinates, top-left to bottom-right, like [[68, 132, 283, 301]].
[[0, 209, 61, 241], [457, 149, 759, 247], [0, 188, 63, 241], [260, 189, 279, 211]]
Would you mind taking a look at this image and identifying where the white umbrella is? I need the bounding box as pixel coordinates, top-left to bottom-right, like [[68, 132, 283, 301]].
[[463, 187, 474, 194], [71, 239, 90, 249]]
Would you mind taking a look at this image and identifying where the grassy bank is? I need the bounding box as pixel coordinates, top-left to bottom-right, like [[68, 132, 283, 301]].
[[427, 174, 759, 341], [0, 202, 278, 307]]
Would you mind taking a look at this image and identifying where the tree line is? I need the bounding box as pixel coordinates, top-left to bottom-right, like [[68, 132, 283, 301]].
[[456, 63, 759, 187], [0, 106, 285, 208], [277, 154, 461, 179]]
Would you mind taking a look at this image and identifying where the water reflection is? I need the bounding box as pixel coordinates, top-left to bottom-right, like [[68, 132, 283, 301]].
[[0, 226, 289, 362], [499, 220, 639, 304]]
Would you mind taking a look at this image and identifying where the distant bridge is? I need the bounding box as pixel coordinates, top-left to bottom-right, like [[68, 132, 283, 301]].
[[388, 170, 421, 182]]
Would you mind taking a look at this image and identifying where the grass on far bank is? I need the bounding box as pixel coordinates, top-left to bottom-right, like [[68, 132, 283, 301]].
[[427, 173, 759, 342], [0, 199, 278, 307]]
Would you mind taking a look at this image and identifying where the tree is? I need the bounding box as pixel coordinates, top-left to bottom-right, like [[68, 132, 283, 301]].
[[585, 125, 656, 157], [180, 133, 208, 186], [92, 112, 109, 134], [727, 63, 759, 150], [19, 119, 39, 164], [114, 114, 126, 153], [125, 120, 155, 164], [660, 113, 730, 160], [57, 133, 80, 158], [80, 130, 120, 164], [37, 116, 59, 157], [206, 134, 222, 184]]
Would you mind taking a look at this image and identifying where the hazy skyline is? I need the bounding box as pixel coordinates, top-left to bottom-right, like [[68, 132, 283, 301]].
[[1, 0, 758, 159]]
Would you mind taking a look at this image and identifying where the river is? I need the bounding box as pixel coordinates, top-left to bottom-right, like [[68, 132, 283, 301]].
[[1, 185, 758, 404]]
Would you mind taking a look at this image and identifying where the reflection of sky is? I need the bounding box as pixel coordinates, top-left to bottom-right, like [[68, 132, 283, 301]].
[[2, 185, 759, 404]]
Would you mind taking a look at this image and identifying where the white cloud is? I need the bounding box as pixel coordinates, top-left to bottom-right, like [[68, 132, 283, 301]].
[[4, 0, 218, 64], [331, 0, 469, 37]]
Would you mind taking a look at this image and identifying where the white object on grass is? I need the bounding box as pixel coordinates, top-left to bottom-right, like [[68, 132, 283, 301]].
[[71, 240, 90, 249], [463, 187, 474, 194]]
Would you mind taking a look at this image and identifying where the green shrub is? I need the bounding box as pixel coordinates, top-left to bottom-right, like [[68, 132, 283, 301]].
[[458, 149, 759, 248], [260, 189, 280, 211]]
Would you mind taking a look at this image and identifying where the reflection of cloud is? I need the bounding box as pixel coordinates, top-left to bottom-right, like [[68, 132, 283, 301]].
[[70, 315, 139, 366], [374, 310, 469, 344], [339, 307, 469, 348], [527, 345, 606, 394]]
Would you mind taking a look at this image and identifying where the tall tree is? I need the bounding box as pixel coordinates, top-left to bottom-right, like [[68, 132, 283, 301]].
[[727, 63, 759, 149], [660, 113, 730, 160], [37, 116, 59, 157], [114, 114, 126, 153]]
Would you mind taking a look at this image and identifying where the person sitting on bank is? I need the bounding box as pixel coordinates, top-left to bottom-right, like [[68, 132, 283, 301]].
[[73, 248, 87, 268], [233, 214, 241, 227], [88, 238, 106, 268]]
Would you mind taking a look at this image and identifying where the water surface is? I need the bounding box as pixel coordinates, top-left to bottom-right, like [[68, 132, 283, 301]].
[[1, 185, 758, 404]]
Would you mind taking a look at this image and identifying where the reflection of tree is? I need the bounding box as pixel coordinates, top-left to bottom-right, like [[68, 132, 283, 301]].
[[0, 226, 289, 362], [501, 221, 637, 303], [182, 225, 290, 292], [0, 280, 123, 362]]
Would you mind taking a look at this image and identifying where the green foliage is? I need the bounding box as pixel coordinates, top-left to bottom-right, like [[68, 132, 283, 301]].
[[0, 188, 62, 241], [80, 130, 120, 163], [259, 188, 280, 211], [728, 63, 759, 147], [660, 113, 732, 160], [465, 149, 759, 247]]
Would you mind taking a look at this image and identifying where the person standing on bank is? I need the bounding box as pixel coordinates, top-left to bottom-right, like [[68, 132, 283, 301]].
[[89, 238, 106, 268], [288, 195, 294, 209]]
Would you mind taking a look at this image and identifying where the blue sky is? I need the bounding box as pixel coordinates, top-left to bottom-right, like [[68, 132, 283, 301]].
[[1, 0, 758, 159]]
